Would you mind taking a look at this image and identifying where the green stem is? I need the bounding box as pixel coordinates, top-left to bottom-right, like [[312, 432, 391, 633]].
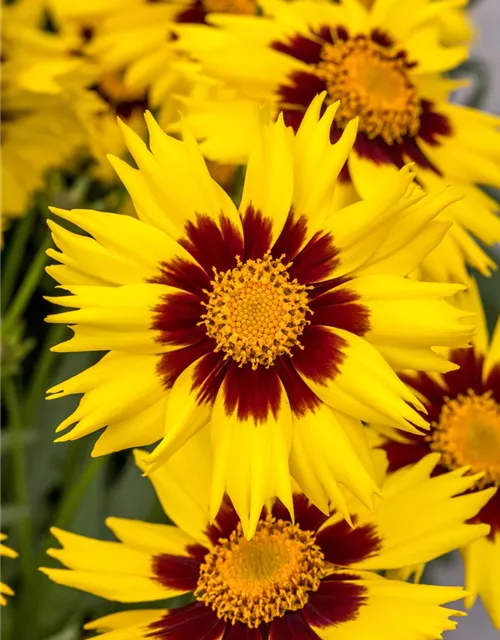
[[36, 450, 105, 565], [1, 213, 36, 311], [16, 454, 105, 640], [53, 457, 106, 530], [3, 377, 33, 574], [23, 324, 67, 427], [3, 234, 51, 335]]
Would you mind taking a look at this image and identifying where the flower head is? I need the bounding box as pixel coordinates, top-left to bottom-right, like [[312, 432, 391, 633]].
[[1, 534, 18, 607], [173, 0, 500, 282], [374, 278, 500, 628], [40, 435, 494, 639], [46, 97, 473, 536]]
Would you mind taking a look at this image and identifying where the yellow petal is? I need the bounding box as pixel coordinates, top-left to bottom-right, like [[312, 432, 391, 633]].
[[105, 518, 197, 556], [310, 571, 465, 640], [210, 377, 293, 538], [134, 429, 212, 545], [350, 454, 495, 570], [301, 327, 428, 433], [49, 352, 164, 446], [143, 357, 212, 473], [290, 404, 379, 522], [41, 527, 188, 602], [463, 534, 500, 629], [240, 110, 294, 246], [85, 610, 167, 633]]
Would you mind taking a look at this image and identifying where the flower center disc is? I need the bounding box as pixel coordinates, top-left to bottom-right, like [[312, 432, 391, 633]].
[[195, 517, 325, 627], [202, 0, 256, 14], [430, 391, 500, 487], [316, 36, 421, 144], [98, 70, 146, 105], [202, 253, 311, 369]]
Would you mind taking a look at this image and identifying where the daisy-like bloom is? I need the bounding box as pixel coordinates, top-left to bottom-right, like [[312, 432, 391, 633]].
[[374, 279, 500, 628], [1, 534, 18, 607], [40, 434, 496, 640], [173, 0, 500, 282], [45, 97, 474, 536]]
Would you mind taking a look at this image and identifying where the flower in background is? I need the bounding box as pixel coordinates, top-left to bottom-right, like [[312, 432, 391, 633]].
[[173, 0, 500, 282], [1, 1, 86, 239], [356, 0, 474, 46], [1, 534, 18, 607], [40, 434, 494, 639], [374, 278, 500, 628], [48, 0, 259, 136], [45, 96, 474, 536]]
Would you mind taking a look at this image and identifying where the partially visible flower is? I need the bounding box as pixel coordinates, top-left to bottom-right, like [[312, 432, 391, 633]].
[[173, 0, 500, 282], [373, 278, 500, 628], [1, 4, 87, 238], [47, 0, 259, 135], [1, 83, 85, 239], [46, 98, 473, 536], [40, 435, 493, 639], [1, 534, 18, 607], [356, 0, 474, 46]]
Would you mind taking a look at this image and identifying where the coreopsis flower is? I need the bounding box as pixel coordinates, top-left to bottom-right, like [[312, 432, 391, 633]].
[[1, 534, 18, 607], [374, 279, 500, 628], [46, 97, 474, 536], [40, 436, 495, 639], [172, 0, 500, 282]]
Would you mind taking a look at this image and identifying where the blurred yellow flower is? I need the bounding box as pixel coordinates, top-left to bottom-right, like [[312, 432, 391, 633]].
[[1, 84, 85, 237], [172, 0, 500, 282], [1, 1, 86, 237], [0, 534, 18, 607]]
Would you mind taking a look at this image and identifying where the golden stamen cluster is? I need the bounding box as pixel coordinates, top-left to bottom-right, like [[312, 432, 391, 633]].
[[430, 390, 500, 488], [202, 0, 256, 14], [195, 516, 325, 627], [316, 35, 422, 144], [201, 252, 311, 369]]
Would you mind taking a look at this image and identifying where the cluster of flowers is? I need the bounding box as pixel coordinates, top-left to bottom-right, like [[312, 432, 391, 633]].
[[1, 0, 500, 637]]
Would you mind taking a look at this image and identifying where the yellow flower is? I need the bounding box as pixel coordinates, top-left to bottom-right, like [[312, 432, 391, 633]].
[[1, 5, 87, 237], [1, 534, 18, 607], [45, 97, 474, 536], [372, 277, 500, 629], [172, 0, 500, 282], [1, 84, 85, 238], [67, 0, 260, 131], [40, 435, 494, 639], [356, 0, 474, 46]]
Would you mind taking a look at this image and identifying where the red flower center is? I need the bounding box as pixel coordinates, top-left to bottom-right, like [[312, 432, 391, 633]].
[[195, 516, 325, 627], [200, 252, 312, 369], [430, 390, 500, 488], [316, 36, 421, 144]]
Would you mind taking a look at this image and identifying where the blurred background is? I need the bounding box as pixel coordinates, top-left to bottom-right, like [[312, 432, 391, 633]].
[[1, 0, 499, 638], [434, 1, 500, 638]]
